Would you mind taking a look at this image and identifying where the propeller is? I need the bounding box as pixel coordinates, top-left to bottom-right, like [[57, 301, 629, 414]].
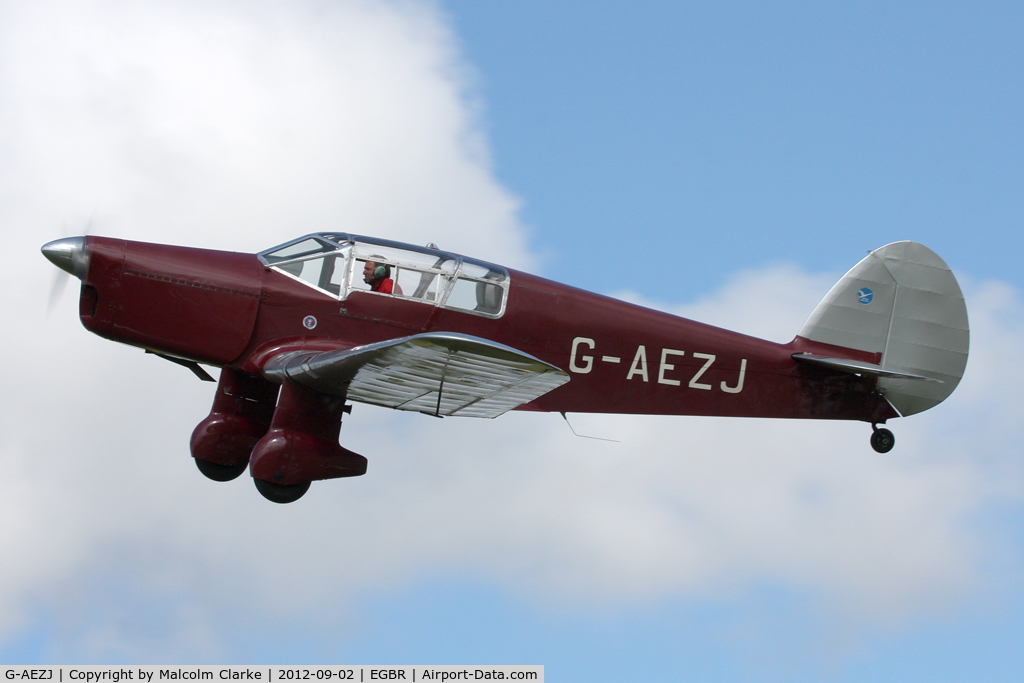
[[45, 217, 93, 315]]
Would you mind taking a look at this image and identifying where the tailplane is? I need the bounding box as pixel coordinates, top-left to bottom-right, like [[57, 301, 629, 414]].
[[796, 241, 969, 417]]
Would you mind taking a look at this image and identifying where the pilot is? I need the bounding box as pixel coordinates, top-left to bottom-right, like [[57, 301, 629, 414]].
[[363, 258, 397, 294]]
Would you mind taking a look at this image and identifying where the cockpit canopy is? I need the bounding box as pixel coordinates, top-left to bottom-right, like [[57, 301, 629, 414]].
[[258, 233, 509, 318]]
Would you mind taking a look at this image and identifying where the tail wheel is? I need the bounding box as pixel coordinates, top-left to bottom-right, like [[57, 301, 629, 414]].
[[194, 458, 248, 482], [870, 427, 895, 453], [254, 478, 311, 504]]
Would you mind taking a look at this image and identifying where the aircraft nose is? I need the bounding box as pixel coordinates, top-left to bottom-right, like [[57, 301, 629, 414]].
[[41, 236, 90, 280]]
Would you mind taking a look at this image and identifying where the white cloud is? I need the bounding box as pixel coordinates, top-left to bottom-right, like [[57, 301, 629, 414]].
[[614, 263, 838, 344], [1, 0, 1022, 662], [0, 0, 527, 263]]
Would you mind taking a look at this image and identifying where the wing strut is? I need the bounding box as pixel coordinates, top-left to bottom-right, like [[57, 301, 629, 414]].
[[435, 376, 444, 417]]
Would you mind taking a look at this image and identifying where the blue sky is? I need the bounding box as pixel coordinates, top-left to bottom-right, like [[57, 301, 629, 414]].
[[2, 1, 1023, 681], [444, 1, 1024, 296]]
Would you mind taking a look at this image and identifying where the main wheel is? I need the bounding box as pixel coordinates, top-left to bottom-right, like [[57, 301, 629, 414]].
[[195, 458, 248, 482], [254, 478, 311, 504], [870, 428, 895, 453]]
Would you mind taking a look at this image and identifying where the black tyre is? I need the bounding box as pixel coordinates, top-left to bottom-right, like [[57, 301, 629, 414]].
[[254, 478, 311, 504], [195, 458, 248, 482], [870, 428, 895, 453]]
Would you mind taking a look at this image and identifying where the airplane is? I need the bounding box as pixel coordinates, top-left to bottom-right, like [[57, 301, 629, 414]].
[[41, 232, 969, 503]]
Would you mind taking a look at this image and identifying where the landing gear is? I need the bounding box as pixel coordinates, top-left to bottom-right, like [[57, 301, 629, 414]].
[[254, 478, 311, 504], [192, 371, 366, 503], [191, 367, 280, 483], [195, 458, 248, 482], [870, 424, 895, 453], [248, 378, 367, 504]]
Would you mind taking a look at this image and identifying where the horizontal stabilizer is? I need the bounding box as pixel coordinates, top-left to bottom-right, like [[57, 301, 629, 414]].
[[263, 332, 570, 418], [792, 353, 943, 383]]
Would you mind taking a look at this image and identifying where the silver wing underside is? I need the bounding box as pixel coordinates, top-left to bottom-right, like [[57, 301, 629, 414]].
[[262, 332, 569, 418]]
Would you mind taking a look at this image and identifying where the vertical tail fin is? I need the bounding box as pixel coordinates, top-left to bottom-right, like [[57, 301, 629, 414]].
[[797, 241, 969, 416]]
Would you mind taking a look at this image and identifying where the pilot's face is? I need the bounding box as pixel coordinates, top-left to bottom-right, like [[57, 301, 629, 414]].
[[362, 261, 377, 284]]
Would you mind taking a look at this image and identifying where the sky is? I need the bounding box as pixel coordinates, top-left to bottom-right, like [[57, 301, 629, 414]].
[[1, 0, 1023, 680]]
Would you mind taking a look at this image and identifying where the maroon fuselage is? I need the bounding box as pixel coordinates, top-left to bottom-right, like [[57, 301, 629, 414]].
[[78, 236, 896, 424]]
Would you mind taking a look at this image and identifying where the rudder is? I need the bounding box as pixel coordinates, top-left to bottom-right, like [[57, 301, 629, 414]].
[[797, 241, 969, 417]]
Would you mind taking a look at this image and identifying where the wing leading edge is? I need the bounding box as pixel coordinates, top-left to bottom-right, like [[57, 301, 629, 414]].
[[262, 332, 570, 418]]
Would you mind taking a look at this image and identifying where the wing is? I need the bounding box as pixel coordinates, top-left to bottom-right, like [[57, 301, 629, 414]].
[[262, 332, 570, 418]]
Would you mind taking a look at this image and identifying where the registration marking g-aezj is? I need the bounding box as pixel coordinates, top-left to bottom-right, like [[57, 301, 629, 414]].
[[569, 336, 747, 394]]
